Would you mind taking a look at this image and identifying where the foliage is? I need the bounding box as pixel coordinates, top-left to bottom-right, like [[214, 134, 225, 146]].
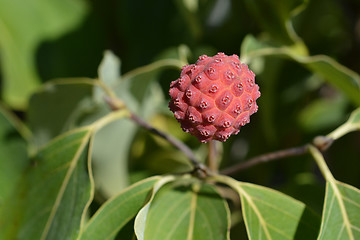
[[0, 0, 360, 239]]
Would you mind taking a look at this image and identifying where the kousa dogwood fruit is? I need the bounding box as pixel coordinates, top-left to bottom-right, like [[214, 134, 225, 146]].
[[169, 52, 260, 142]]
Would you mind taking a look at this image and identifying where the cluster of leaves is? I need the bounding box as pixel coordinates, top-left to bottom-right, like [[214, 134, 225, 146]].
[[1, 0, 360, 239]]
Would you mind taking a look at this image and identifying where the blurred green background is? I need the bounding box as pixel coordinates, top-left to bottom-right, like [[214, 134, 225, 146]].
[[1, 0, 360, 237]]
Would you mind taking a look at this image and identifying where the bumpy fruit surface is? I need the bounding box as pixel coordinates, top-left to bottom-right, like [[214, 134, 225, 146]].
[[169, 52, 260, 143]]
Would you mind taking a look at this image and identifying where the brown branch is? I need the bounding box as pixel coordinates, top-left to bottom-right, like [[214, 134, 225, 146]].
[[129, 113, 208, 173], [220, 145, 309, 176]]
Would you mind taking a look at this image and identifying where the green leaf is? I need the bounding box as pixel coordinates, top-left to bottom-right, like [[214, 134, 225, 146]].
[[215, 175, 320, 240], [88, 52, 139, 198], [135, 178, 231, 240], [241, 35, 360, 106], [0, 0, 88, 109], [0, 127, 93, 240], [239, 183, 320, 239], [301, 56, 360, 106], [134, 175, 177, 239], [309, 145, 360, 240], [92, 50, 183, 196], [98, 50, 121, 87], [327, 108, 360, 140], [317, 181, 360, 240], [91, 118, 137, 198], [94, 50, 121, 103], [348, 108, 360, 125], [28, 77, 135, 198], [78, 176, 162, 240], [0, 105, 28, 208]]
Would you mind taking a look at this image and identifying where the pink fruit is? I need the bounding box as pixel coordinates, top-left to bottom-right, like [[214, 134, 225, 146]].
[[169, 52, 260, 143]]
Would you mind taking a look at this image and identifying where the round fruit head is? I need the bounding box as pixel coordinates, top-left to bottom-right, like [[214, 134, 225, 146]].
[[169, 52, 260, 143]]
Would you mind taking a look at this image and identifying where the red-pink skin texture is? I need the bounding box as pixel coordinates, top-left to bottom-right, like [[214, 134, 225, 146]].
[[169, 52, 261, 143]]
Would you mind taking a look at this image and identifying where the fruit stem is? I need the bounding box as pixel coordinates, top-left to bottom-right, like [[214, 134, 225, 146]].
[[207, 140, 219, 172]]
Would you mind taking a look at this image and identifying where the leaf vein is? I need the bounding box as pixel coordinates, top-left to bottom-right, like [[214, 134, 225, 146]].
[[351, 224, 360, 232], [164, 208, 190, 240], [342, 195, 360, 209], [40, 130, 92, 240], [332, 182, 355, 239], [336, 224, 345, 240], [195, 206, 215, 240], [238, 187, 272, 239], [151, 193, 190, 237]]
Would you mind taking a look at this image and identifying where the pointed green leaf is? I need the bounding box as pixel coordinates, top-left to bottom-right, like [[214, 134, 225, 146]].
[[78, 176, 162, 240], [91, 50, 184, 197], [309, 145, 360, 240], [301, 56, 360, 106], [135, 179, 230, 240], [214, 175, 320, 240], [239, 183, 320, 240], [90, 51, 177, 197], [94, 51, 121, 102], [0, 105, 28, 208], [317, 181, 360, 240], [0, 127, 93, 240], [134, 175, 177, 239], [241, 35, 360, 106], [98, 50, 121, 87], [81, 109, 132, 200], [28, 78, 135, 198], [327, 108, 360, 140], [91, 118, 137, 198], [0, 0, 87, 109], [347, 108, 360, 125]]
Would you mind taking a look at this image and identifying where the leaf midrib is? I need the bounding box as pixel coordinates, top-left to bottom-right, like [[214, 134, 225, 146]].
[[186, 189, 197, 240], [331, 181, 355, 240], [40, 129, 92, 240], [237, 184, 272, 240]]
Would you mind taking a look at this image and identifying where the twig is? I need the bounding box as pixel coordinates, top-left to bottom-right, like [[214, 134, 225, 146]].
[[129, 113, 207, 172], [220, 145, 309, 176]]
